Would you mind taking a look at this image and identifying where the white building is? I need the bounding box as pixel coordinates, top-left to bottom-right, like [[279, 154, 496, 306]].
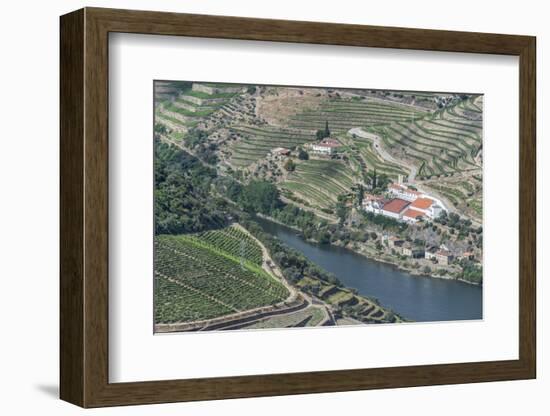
[[310, 138, 342, 155], [388, 183, 446, 218], [362, 194, 386, 214], [388, 183, 424, 201], [362, 185, 446, 224]]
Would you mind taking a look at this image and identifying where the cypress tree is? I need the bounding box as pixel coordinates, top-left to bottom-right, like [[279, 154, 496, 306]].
[[324, 120, 330, 137]]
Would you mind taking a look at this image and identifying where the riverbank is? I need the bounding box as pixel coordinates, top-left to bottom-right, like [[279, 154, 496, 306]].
[[332, 239, 482, 287], [255, 212, 302, 232], [254, 214, 481, 287], [254, 215, 482, 323], [245, 217, 403, 324]]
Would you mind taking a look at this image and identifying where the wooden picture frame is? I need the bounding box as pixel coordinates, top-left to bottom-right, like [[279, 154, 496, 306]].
[[60, 7, 536, 408]]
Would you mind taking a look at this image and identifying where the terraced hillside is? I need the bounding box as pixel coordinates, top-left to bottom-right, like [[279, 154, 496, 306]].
[[288, 97, 429, 134], [154, 227, 290, 324], [154, 82, 245, 142], [422, 174, 483, 222], [340, 134, 408, 180], [281, 159, 356, 211], [155, 84, 482, 186], [228, 124, 315, 167], [154, 81, 191, 104], [370, 97, 482, 178], [193, 226, 264, 265]]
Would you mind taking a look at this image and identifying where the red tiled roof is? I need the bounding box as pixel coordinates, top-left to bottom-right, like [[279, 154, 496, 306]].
[[403, 208, 425, 219], [411, 197, 434, 210], [382, 198, 410, 214], [316, 138, 341, 148]]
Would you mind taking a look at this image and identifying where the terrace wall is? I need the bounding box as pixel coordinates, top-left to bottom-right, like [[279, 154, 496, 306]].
[[192, 83, 244, 95]]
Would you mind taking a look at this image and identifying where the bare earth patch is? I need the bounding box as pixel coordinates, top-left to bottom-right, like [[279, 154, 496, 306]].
[[257, 86, 326, 126]]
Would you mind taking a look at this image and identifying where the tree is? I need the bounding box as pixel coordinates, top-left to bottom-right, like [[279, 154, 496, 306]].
[[185, 128, 208, 148], [351, 183, 365, 208], [366, 168, 377, 191], [154, 140, 226, 235], [318, 231, 331, 244], [335, 199, 349, 226], [376, 173, 390, 191], [240, 180, 283, 214], [284, 158, 296, 172], [154, 123, 167, 135], [298, 148, 309, 160], [316, 121, 331, 140], [324, 120, 331, 137]]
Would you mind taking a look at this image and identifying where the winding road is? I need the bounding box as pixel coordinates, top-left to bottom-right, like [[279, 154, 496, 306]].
[[232, 223, 299, 303], [348, 127, 417, 183]]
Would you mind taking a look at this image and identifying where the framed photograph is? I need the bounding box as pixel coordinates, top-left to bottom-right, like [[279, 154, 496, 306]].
[[60, 7, 536, 408]]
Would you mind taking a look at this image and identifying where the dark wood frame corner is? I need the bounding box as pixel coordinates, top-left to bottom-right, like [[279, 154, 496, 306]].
[[60, 7, 536, 408]]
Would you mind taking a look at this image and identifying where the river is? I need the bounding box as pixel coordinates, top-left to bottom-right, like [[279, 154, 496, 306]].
[[255, 217, 482, 322]]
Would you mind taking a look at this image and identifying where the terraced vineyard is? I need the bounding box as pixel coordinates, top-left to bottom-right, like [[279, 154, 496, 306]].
[[370, 98, 482, 178], [288, 98, 429, 134], [155, 276, 235, 323], [154, 82, 244, 142], [154, 228, 289, 324], [228, 124, 315, 167], [194, 226, 263, 266], [281, 159, 356, 210], [343, 135, 408, 179], [422, 174, 483, 221]]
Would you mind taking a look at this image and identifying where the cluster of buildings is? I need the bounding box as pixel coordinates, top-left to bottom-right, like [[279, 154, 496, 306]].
[[362, 183, 446, 224], [385, 236, 425, 258], [385, 238, 473, 266], [271, 137, 343, 159], [362, 181, 477, 268]]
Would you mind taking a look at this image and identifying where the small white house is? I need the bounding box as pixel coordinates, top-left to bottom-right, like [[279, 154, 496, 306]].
[[429, 203, 443, 218], [310, 138, 342, 155]]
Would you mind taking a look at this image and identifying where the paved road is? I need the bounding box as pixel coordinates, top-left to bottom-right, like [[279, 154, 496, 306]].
[[348, 127, 417, 182]]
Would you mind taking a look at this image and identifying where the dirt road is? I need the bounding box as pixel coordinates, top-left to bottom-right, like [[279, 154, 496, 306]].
[[231, 223, 299, 303], [348, 127, 417, 182]]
